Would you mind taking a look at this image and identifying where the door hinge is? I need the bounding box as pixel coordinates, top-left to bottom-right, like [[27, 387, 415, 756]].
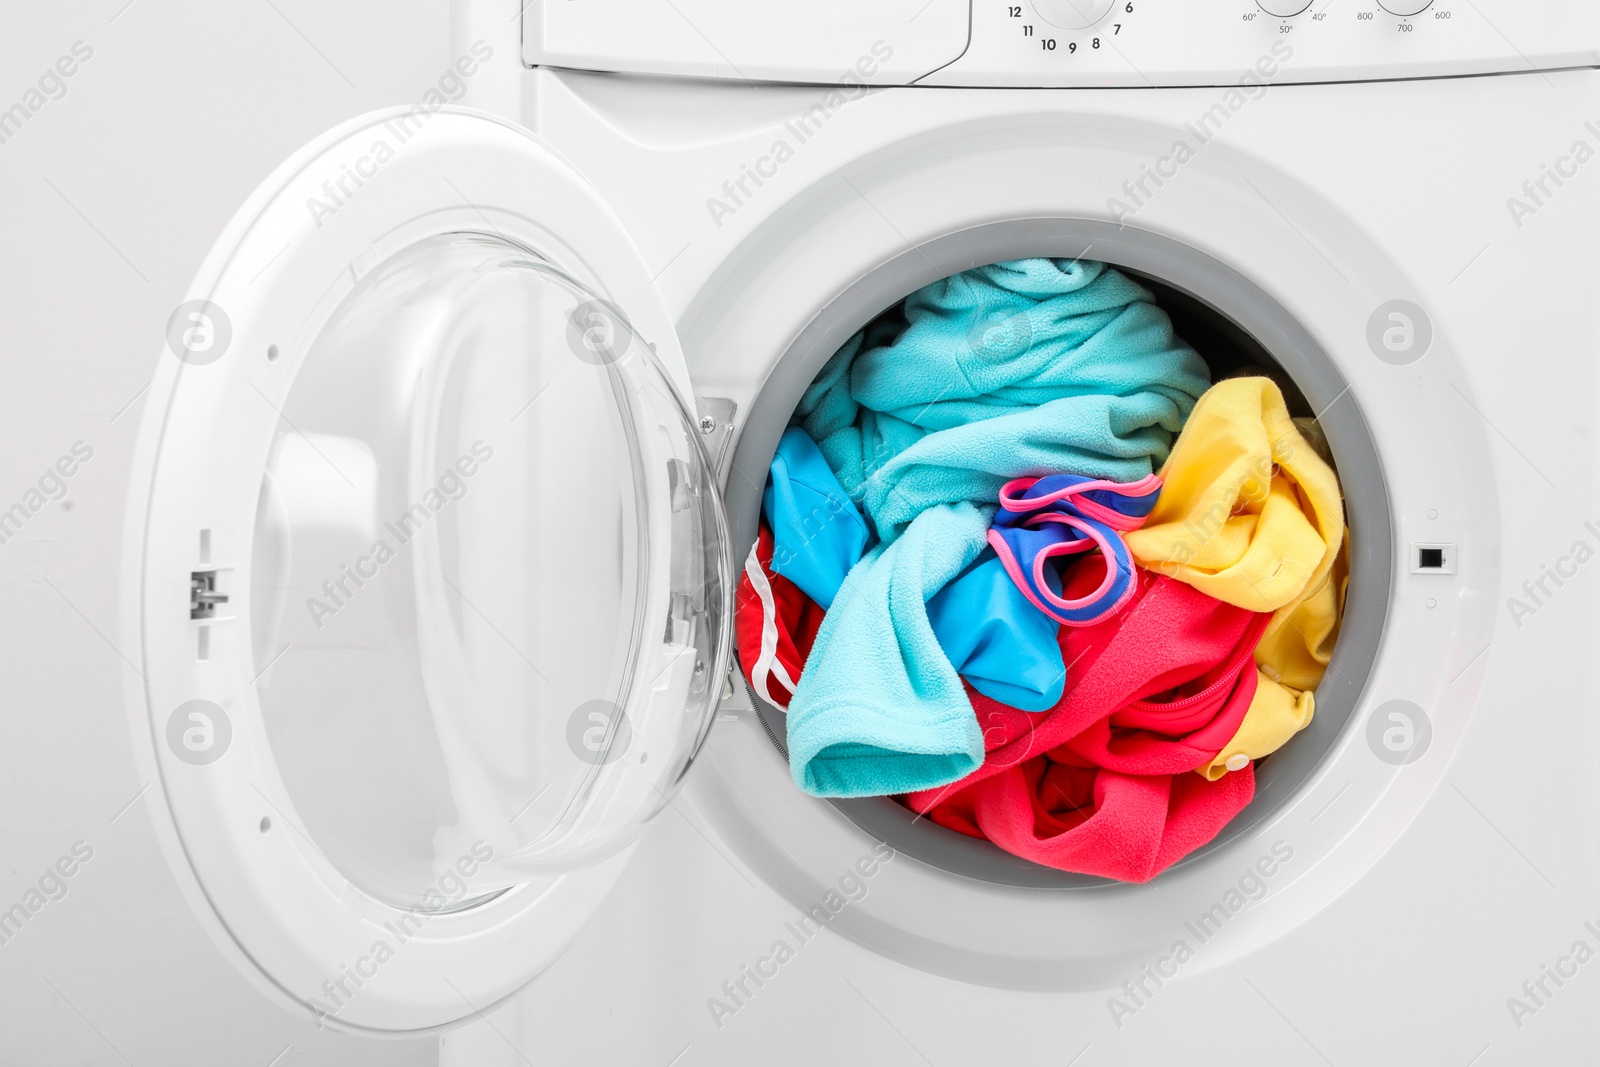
[[693, 396, 738, 475]]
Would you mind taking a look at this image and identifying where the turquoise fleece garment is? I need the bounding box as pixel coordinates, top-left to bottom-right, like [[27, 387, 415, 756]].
[[795, 259, 1210, 541], [787, 502, 993, 798], [786, 259, 1209, 798]]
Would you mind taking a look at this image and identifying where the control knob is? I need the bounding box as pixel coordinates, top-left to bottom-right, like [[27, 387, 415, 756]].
[[1377, 0, 1433, 14], [1030, 0, 1118, 31]]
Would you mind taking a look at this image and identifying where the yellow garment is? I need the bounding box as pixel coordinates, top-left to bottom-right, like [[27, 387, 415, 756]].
[[1256, 535, 1348, 692], [1127, 376, 1344, 620], [1125, 377, 1347, 779], [1199, 673, 1315, 781], [1198, 538, 1349, 780]]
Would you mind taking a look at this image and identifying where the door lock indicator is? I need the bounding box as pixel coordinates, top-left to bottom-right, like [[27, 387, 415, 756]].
[[1410, 543, 1456, 575]]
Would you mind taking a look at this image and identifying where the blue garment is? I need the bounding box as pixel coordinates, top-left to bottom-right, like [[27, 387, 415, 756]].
[[786, 503, 991, 798], [989, 473, 1164, 627], [763, 427, 1066, 711], [785, 259, 1209, 797], [764, 427, 873, 610], [926, 549, 1065, 712]]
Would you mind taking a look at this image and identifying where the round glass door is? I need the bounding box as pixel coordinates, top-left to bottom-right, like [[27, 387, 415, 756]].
[[248, 232, 730, 910]]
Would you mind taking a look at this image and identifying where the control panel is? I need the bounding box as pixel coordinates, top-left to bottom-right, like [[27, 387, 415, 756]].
[[524, 0, 1600, 86], [924, 0, 1600, 85], [525, 0, 969, 85]]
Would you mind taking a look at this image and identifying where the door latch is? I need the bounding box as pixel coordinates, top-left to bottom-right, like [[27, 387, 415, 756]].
[[190, 570, 229, 620]]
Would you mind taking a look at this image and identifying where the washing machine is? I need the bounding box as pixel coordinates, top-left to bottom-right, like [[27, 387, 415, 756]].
[[6, 0, 1600, 1064]]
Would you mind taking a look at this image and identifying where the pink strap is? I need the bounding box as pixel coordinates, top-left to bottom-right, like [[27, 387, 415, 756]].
[[997, 473, 1163, 525]]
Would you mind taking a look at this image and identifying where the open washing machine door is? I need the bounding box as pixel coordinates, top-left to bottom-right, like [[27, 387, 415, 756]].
[[126, 109, 732, 1032]]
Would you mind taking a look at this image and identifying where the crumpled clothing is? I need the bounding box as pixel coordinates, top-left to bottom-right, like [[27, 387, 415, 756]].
[[764, 426, 873, 611], [734, 524, 825, 710], [795, 258, 1210, 543], [787, 503, 992, 799], [909, 756, 1256, 884], [902, 555, 1269, 879], [1125, 375, 1344, 621], [1124, 377, 1348, 778], [1197, 535, 1348, 779], [925, 549, 1067, 712], [762, 426, 1066, 712], [785, 260, 1211, 798]]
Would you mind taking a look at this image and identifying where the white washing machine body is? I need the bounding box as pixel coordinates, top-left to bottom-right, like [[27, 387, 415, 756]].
[[448, 3, 1600, 1062], [3, 1, 1598, 1064]]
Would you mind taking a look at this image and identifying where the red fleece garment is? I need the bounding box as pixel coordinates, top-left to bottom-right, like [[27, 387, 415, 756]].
[[904, 555, 1269, 881], [735, 523, 826, 708], [917, 756, 1256, 882], [953, 556, 1266, 782]]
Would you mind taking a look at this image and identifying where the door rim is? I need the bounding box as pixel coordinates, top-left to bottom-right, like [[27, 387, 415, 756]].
[[725, 218, 1391, 888], [123, 107, 715, 1033]]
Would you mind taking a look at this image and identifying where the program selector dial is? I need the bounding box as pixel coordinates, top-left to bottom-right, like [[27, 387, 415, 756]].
[[1377, 0, 1433, 14], [1256, 0, 1311, 15], [1031, 0, 1117, 31]]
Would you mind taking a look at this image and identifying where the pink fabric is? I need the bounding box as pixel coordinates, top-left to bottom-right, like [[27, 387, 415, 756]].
[[903, 555, 1269, 882], [995, 472, 1163, 527], [915, 756, 1256, 882]]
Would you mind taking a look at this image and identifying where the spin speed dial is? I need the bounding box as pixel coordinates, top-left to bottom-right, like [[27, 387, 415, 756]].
[[1377, 0, 1434, 14]]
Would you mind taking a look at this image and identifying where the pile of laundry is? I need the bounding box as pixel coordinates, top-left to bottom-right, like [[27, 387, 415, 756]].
[[735, 259, 1348, 883]]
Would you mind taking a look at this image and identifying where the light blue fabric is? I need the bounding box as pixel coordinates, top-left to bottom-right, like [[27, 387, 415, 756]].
[[785, 259, 1209, 797], [763, 426, 1066, 709], [763, 426, 873, 610], [794, 258, 1209, 542], [927, 549, 1066, 713], [786, 503, 992, 798]]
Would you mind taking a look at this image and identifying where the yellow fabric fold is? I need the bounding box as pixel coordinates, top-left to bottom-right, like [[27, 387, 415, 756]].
[[1126, 376, 1344, 619], [1198, 672, 1315, 781], [1256, 535, 1349, 694], [1200, 539, 1347, 779]]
